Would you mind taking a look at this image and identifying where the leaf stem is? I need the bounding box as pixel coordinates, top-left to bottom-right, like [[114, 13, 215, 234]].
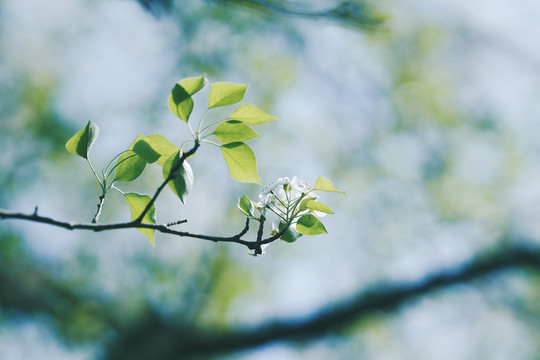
[[87, 158, 105, 192], [187, 121, 196, 139], [111, 185, 124, 195], [196, 108, 210, 138], [200, 139, 222, 148], [199, 116, 229, 138], [106, 153, 138, 179], [104, 150, 130, 178], [178, 139, 194, 153]]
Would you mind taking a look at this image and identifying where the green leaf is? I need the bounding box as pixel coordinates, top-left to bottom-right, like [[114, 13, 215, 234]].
[[296, 214, 327, 235], [208, 82, 248, 108], [179, 74, 208, 95], [167, 74, 207, 122], [303, 200, 334, 214], [314, 176, 346, 194], [229, 104, 278, 125], [298, 197, 317, 211], [113, 151, 146, 182], [65, 120, 100, 159], [130, 134, 161, 163], [124, 192, 156, 246], [213, 121, 260, 143], [278, 221, 302, 243], [168, 84, 193, 122], [220, 142, 261, 184], [147, 134, 179, 166], [238, 195, 255, 217], [162, 151, 194, 203]]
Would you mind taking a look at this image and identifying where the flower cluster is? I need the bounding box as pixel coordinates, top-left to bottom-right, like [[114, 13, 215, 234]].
[[238, 175, 343, 255], [258, 176, 330, 243], [257, 176, 314, 214]]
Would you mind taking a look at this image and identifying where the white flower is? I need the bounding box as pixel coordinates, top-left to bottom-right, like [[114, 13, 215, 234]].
[[256, 193, 274, 209], [276, 177, 290, 186], [256, 176, 318, 220], [257, 177, 290, 210], [290, 176, 312, 197]]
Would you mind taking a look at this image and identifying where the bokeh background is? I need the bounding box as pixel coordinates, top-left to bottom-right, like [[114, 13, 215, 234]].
[[2, 0, 540, 359]]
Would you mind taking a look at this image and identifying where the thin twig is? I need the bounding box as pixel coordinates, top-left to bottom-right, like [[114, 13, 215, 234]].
[[92, 194, 106, 223], [254, 215, 266, 255], [166, 219, 188, 227]]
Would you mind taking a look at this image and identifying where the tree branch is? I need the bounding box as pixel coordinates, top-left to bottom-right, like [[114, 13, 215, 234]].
[[0, 207, 290, 250], [0, 207, 250, 242], [104, 243, 540, 359]]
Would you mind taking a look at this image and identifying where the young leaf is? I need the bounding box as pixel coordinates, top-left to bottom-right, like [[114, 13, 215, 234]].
[[229, 104, 278, 125], [213, 121, 260, 143], [278, 221, 302, 243], [147, 134, 179, 166], [113, 151, 146, 182], [124, 192, 156, 246], [167, 74, 207, 122], [299, 197, 317, 211], [168, 84, 193, 122], [296, 214, 328, 235], [131, 135, 161, 163], [178, 74, 208, 95], [162, 151, 194, 203], [65, 120, 100, 159], [238, 195, 255, 217], [220, 142, 261, 184], [303, 200, 334, 214], [208, 82, 248, 108], [314, 176, 346, 194]]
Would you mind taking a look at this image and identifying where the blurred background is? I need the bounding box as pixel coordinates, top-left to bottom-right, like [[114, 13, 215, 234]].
[[2, 0, 540, 359]]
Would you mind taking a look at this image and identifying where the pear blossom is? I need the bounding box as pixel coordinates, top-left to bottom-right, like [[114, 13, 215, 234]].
[[256, 176, 321, 221], [289, 176, 312, 197], [256, 177, 290, 210], [240, 175, 340, 255]]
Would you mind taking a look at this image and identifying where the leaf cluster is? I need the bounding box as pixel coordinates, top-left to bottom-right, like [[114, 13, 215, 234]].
[[64, 74, 283, 247]]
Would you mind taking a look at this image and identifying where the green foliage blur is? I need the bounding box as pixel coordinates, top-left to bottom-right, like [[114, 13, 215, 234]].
[[2, 0, 540, 359]]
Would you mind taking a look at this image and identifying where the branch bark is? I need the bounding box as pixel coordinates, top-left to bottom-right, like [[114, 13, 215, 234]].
[[0, 208, 290, 250], [0, 208, 253, 244]]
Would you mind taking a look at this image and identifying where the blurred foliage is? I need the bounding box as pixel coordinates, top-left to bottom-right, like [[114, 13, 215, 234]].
[[0, 78, 73, 201], [136, 0, 386, 31], [168, 0, 303, 76], [0, 229, 113, 345], [3, 0, 540, 359]]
